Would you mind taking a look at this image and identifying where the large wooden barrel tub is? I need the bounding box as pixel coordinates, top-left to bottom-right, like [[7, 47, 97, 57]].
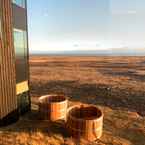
[[38, 94, 68, 121], [67, 105, 103, 141]]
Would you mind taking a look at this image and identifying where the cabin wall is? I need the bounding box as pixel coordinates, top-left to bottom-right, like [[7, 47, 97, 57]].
[[0, 0, 30, 123], [0, 0, 17, 119]]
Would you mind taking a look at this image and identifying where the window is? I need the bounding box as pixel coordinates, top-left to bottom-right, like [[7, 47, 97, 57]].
[[12, 0, 26, 8], [13, 29, 27, 58], [13, 29, 28, 83]]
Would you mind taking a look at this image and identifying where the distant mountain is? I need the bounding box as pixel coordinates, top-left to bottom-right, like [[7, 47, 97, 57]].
[[110, 48, 145, 56], [57, 49, 112, 56], [31, 48, 145, 56], [31, 49, 111, 56]]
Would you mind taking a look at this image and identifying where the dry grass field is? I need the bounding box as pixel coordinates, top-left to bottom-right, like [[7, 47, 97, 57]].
[[1, 56, 145, 145]]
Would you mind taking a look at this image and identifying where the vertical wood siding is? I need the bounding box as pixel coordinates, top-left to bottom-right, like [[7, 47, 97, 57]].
[[0, 0, 17, 119]]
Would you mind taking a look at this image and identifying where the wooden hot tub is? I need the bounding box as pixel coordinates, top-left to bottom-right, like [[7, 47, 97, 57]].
[[39, 94, 68, 121], [67, 105, 103, 141]]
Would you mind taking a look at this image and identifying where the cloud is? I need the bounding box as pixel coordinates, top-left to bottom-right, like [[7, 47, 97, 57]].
[[73, 44, 79, 47], [111, 10, 137, 15], [127, 10, 137, 14]]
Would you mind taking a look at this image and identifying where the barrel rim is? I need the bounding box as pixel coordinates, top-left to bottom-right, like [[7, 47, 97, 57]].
[[38, 94, 68, 105], [67, 104, 103, 121]]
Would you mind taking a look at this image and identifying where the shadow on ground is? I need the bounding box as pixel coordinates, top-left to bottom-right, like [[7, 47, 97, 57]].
[[98, 68, 145, 82], [0, 109, 70, 144], [30, 80, 145, 116]]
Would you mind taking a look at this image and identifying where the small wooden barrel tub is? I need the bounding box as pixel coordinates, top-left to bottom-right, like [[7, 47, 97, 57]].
[[38, 95, 68, 121], [67, 105, 103, 141]]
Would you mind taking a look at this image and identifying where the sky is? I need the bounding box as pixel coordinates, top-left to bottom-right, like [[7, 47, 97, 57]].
[[27, 0, 145, 53]]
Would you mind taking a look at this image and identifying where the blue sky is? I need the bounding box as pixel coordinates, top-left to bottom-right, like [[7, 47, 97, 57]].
[[27, 0, 145, 53]]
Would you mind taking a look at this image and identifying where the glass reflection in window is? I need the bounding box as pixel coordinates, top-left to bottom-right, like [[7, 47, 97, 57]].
[[12, 0, 25, 8]]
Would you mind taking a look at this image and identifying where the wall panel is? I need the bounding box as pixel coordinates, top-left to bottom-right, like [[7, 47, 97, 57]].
[[0, 0, 17, 119]]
